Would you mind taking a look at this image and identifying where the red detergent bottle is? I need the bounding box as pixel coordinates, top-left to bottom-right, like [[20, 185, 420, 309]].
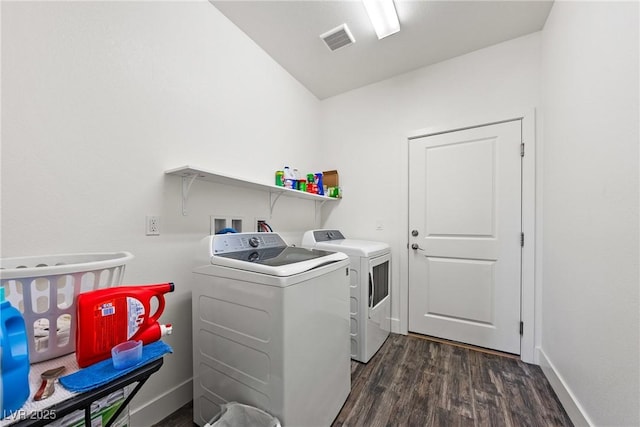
[[75, 282, 174, 368]]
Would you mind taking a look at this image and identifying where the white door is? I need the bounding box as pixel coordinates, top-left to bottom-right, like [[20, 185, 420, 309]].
[[408, 120, 522, 354]]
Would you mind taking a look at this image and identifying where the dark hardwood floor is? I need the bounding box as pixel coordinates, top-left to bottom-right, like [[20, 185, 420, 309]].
[[153, 334, 572, 427]]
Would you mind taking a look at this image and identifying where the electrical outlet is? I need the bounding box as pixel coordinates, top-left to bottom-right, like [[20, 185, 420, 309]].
[[146, 216, 160, 236]]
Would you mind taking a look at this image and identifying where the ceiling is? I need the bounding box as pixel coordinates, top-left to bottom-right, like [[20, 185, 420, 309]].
[[210, 0, 553, 100]]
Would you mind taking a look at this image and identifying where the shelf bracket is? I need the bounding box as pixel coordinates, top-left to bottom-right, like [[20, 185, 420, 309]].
[[269, 191, 284, 217], [315, 199, 328, 212], [181, 173, 199, 216], [314, 199, 328, 228]]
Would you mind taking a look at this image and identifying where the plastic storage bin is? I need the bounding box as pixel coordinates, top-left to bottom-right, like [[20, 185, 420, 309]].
[[0, 252, 134, 363], [205, 403, 281, 427]]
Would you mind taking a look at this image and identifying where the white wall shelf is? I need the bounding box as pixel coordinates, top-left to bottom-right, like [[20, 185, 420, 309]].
[[165, 165, 339, 216]]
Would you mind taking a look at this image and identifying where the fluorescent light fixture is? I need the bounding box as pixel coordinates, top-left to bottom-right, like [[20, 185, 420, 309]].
[[362, 0, 400, 40]]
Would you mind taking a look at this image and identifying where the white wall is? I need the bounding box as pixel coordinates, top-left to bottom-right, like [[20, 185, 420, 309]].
[[539, 1, 639, 426], [319, 33, 541, 336], [1, 2, 322, 424]]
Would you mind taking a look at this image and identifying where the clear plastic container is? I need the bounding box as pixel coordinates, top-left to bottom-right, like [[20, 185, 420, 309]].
[[111, 340, 142, 370]]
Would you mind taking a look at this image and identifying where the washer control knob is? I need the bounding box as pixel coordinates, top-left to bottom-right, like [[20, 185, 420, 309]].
[[248, 251, 260, 262], [249, 237, 260, 248]]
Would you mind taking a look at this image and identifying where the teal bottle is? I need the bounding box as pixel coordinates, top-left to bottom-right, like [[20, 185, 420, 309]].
[[0, 287, 30, 418]]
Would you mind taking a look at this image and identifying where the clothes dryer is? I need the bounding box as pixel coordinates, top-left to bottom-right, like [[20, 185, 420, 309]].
[[192, 232, 350, 427], [302, 229, 391, 363]]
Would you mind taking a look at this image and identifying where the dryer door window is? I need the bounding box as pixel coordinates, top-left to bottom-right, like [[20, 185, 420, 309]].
[[369, 254, 391, 309]]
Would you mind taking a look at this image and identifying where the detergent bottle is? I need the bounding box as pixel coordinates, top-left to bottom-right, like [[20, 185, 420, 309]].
[[0, 286, 30, 418], [75, 282, 174, 368]]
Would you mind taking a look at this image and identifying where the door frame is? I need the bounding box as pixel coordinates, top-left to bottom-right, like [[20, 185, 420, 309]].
[[400, 108, 536, 363]]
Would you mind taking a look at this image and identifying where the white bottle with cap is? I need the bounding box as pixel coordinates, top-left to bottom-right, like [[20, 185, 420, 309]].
[[284, 166, 295, 189]]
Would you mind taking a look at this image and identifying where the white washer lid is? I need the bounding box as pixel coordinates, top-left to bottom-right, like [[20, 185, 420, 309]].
[[198, 233, 349, 276], [210, 250, 348, 276]]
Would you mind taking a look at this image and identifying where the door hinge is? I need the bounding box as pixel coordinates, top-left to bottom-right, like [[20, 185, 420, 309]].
[[519, 321, 524, 335], [520, 232, 524, 247], [520, 143, 525, 157]]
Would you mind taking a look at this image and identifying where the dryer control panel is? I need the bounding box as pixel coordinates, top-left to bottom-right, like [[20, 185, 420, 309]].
[[312, 230, 345, 242], [212, 232, 286, 254]]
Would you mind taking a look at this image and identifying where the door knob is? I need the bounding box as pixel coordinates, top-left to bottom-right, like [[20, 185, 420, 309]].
[[411, 230, 419, 237], [411, 243, 420, 250]]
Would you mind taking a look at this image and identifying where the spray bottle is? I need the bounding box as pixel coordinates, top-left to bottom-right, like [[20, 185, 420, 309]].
[[75, 282, 174, 368]]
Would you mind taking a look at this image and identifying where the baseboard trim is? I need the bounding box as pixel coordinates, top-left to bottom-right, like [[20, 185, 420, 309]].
[[390, 317, 402, 334], [130, 377, 193, 426], [537, 348, 593, 427]]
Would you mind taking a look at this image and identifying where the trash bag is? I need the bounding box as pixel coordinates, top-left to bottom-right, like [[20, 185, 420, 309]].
[[206, 402, 281, 427]]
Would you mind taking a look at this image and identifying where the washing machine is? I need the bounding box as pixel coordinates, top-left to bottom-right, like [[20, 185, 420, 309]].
[[192, 232, 351, 427], [302, 229, 391, 363]]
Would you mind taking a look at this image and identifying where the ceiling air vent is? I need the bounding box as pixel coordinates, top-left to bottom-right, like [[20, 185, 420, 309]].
[[320, 24, 355, 52]]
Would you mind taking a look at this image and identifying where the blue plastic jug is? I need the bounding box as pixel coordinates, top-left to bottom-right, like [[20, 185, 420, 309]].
[[0, 287, 30, 418]]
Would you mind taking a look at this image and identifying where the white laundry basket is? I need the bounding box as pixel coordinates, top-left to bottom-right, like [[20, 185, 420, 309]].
[[0, 252, 134, 363]]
